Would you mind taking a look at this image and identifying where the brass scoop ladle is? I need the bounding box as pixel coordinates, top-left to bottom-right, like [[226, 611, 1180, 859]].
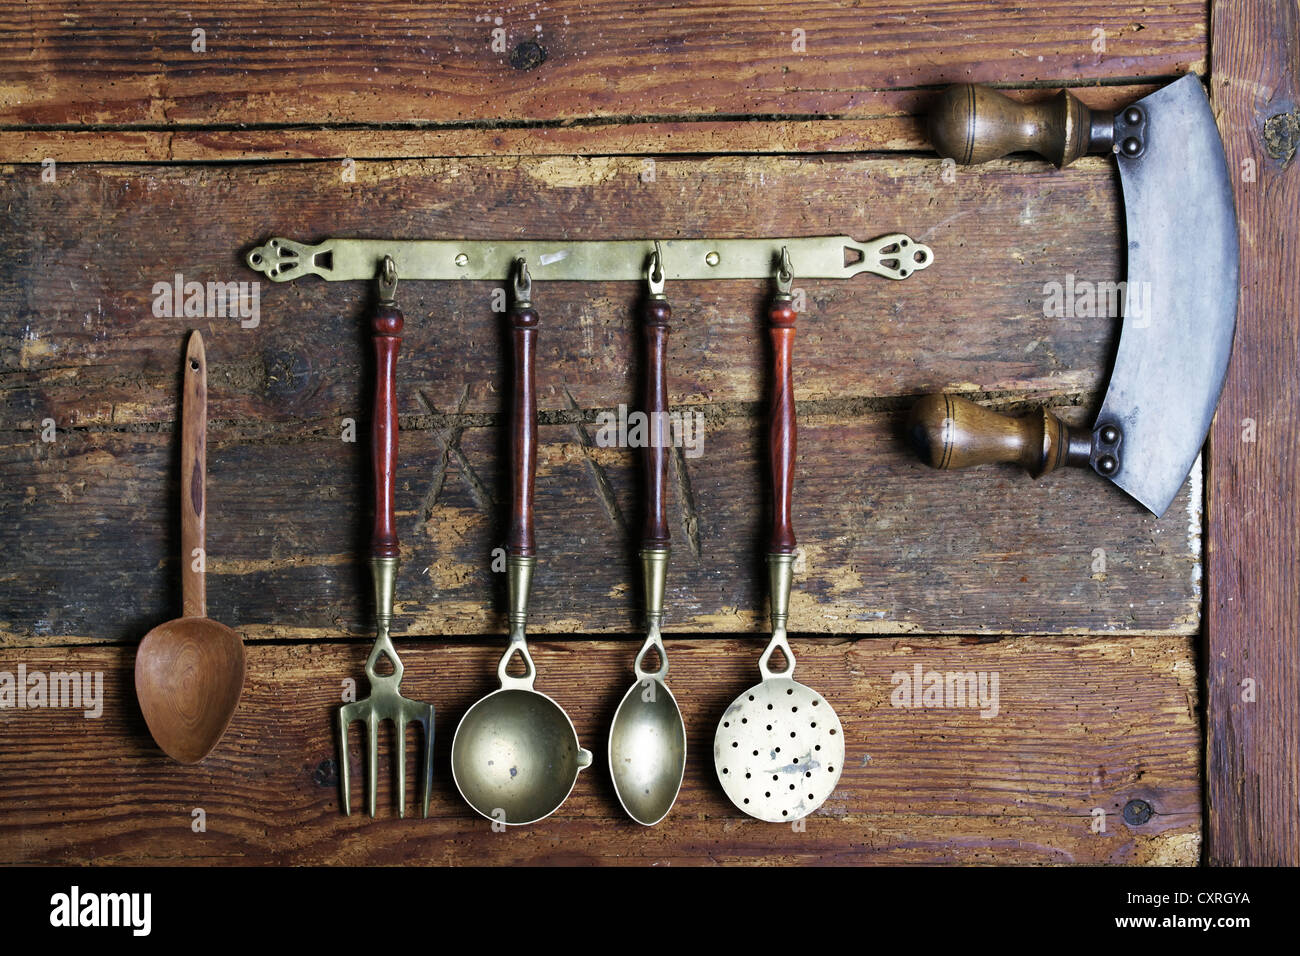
[[451, 259, 592, 826]]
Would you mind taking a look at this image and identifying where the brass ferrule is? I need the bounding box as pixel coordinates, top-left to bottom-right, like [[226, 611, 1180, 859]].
[[507, 554, 536, 638], [767, 552, 795, 635], [640, 547, 670, 633], [371, 555, 399, 634]]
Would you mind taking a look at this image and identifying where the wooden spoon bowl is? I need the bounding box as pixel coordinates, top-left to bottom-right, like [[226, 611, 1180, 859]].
[[136, 617, 245, 764]]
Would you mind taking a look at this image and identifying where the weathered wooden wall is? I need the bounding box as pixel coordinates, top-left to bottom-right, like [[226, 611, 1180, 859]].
[[0, 1, 1253, 865], [1205, 0, 1300, 866]]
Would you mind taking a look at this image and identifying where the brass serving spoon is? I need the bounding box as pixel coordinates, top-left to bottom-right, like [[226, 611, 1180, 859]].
[[609, 244, 686, 826], [136, 330, 246, 764]]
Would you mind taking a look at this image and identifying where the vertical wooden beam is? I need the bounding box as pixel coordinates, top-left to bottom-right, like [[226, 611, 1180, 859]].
[[1207, 0, 1300, 865]]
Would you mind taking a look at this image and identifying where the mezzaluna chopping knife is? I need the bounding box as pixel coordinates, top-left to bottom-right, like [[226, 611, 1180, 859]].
[[908, 74, 1238, 517]]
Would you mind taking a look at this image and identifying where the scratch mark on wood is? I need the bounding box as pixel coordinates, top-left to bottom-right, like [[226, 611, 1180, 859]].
[[412, 385, 492, 535], [672, 442, 703, 558], [562, 385, 628, 536]]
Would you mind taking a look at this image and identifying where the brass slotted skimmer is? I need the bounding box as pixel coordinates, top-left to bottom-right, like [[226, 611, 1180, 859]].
[[714, 250, 845, 823]]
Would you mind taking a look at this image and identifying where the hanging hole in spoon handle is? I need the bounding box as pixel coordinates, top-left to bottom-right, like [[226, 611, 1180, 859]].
[[181, 330, 207, 619]]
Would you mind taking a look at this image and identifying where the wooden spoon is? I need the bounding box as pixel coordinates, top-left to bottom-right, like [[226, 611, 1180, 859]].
[[135, 330, 245, 764]]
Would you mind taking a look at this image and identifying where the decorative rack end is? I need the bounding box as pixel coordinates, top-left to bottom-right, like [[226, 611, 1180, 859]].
[[245, 237, 330, 282], [860, 232, 935, 281]]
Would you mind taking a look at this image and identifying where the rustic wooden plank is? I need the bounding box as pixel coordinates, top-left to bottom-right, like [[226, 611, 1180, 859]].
[[0, 153, 1126, 430], [1206, 0, 1300, 866], [0, 85, 1164, 163], [0, 404, 1201, 643], [0, 636, 1200, 865], [0, 2, 1203, 128]]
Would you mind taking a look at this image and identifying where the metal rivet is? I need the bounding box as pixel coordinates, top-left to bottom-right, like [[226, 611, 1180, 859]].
[[705, 251, 720, 266], [1122, 137, 1142, 156], [454, 253, 469, 267], [1099, 425, 1119, 445], [1124, 107, 1143, 126], [1123, 798, 1153, 826], [1097, 455, 1118, 475]]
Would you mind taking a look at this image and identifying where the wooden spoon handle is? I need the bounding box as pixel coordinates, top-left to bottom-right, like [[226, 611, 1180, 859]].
[[768, 295, 797, 555], [642, 294, 672, 550], [181, 330, 207, 618], [507, 263, 538, 558], [370, 284, 403, 559]]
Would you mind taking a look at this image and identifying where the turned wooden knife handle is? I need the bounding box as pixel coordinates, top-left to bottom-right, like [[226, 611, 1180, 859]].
[[642, 295, 672, 549], [508, 292, 538, 558], [370, 297, 403, 559], [907, 394, 1096, 478], [928, 84, 1114, 167], [768, 297, 798, 555], [181, 330, 207, 618]]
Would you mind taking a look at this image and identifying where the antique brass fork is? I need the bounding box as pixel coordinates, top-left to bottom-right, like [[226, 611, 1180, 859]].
[[338, 257, 435, 817]]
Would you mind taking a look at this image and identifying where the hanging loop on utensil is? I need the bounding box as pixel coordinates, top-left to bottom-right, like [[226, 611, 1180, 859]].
[[363, 631, 405, 688], [775, 246, 794, 295], [512, 256, 532, 306], [646, 240, 666, 295], [496, 636, 538, 690], [758, 631, 796, 681], [378, 254, 398, 303], [633, 631, 669, 683]]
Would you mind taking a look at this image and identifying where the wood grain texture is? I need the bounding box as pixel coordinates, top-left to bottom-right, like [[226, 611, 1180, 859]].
[[0, 154, 1127, 429], [0, 637, 1200, 865], [0, 2, 1202, 129], [1206, 0, 1300, 866], [0, 408, 1202, 643], [0, 86, 1168, 163]]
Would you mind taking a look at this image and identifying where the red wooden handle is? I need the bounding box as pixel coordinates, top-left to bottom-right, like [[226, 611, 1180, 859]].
[[370, 302, 403, 559], [508, 301, 538, 557], [768, 299, 797, 554], [642, 297, 672, 549]]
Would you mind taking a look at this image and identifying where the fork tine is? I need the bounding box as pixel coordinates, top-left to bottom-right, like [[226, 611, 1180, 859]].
[[395, 713, 408, 819], [366, 711, 379, 819], [337, 708, 352, 816], [419, 704, 435, 819]]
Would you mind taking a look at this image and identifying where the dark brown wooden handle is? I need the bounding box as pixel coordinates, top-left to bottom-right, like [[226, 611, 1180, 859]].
[[508, 299, 538, 558], [907, 394, 1093, 478], [370, 300, 403, 559], [642, 296, 672, 549], [928, 84, 1113, 167], [768, 298, 797, 554], [181, 330, 207, 618]]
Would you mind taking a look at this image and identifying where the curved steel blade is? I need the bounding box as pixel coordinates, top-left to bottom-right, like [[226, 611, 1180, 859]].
[[1095, 74, 1239, 516]]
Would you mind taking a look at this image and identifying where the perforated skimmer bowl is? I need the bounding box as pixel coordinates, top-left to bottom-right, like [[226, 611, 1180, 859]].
[[714, 628, 844, 822]]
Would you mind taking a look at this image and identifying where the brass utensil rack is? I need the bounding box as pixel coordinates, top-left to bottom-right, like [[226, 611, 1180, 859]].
[[245, 234, 933, 284]]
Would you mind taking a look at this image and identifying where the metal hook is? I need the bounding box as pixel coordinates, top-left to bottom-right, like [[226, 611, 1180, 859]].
[[378, 254, 398, 302], [776, 246, 793, 295], [512, 257, 532, 306], [646, 240, 666, 295]]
